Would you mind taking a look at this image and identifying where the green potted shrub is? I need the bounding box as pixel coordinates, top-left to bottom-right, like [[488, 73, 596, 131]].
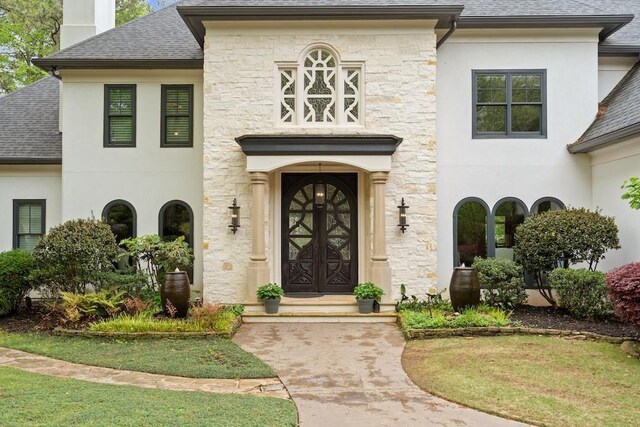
[[256, 283, 285, 314], [353, 282, 384, 314]]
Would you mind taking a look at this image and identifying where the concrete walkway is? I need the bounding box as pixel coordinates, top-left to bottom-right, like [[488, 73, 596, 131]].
[[0, 347, 289, 399], [234, 323, 526, 426]]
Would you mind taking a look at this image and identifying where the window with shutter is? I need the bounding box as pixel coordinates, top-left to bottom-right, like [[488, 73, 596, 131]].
[[161, 85, 193, 147], [13, 200, 45, 251], [104, 85, 136, 147]]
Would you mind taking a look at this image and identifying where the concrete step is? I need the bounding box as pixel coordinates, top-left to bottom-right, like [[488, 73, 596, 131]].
[[242, 312, 398, 323], [243, 295, 396, 314]]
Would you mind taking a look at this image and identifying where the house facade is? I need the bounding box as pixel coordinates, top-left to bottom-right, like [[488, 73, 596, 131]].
[[1, 0, 639, 312]]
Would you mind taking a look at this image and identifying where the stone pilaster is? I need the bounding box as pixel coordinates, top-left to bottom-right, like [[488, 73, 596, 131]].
[[369, 171, 392, 302], [247, 172, 270, 302]]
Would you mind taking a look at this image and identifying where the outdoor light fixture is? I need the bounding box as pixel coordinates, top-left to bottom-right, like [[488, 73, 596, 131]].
[[314, 163, 326, 208], [229, 198, 240, 234], [398, 198, 409, 233]]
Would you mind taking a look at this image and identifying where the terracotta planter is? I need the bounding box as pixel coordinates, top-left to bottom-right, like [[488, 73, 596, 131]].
[[449, 266, 480, 312], [161, 271, 190, 318]]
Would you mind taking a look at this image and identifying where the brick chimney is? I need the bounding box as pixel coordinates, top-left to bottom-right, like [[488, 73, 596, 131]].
[[60, 0, 116, 50]]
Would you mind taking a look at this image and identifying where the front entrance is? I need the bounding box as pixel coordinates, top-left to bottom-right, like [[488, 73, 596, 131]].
[[281, 173, 358, 294]]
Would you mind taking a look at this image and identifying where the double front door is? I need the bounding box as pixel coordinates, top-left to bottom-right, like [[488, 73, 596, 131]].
[[282, 173, 358, 294]]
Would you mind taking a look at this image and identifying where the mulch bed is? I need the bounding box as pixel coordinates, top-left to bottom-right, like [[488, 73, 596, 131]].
[[511, 305, 640, 339], [0, 306, 64, 333]]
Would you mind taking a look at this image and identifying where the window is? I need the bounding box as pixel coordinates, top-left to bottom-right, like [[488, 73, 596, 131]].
[[492, 198, 527, 262], [159, 200, 194, 279], [473, 70, 546, 138], [453, 198, 489, 267], [278, 46, 362, 126], [13, 200, 45, 251], [102, 200, 136, 243], [531, 197, 565, 214], [161, 85, 193, 147], [104, 85, 136, 147]]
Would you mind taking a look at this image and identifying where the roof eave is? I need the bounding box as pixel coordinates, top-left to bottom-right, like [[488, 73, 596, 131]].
[[599, 44, 640, 57], [0, 157, 62, 165], [178, 5, 464, 47], [458, 14, 634, 42], [32, 58, 204, 72], [569, 122, 640, 153]]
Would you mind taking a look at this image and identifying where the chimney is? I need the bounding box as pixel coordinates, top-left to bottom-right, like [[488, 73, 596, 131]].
[[60, 0, 116, 50]]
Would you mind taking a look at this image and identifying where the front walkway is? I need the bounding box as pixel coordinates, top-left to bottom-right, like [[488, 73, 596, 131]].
[[234, 323, 526, 426], [0, 347, 288, 399]]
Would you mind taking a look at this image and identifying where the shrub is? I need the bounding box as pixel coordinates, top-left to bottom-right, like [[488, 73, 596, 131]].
[[621, 177, 640, 210], [353, 282, 384, 301], [473, 257, 526, 310], [32, 218, 119, 296], [514, 208, 620, 305], [59, 290, 127, 323], [0, 250, 35, 316], [606, 262, 640, 325], [548, 268, 612, 318], [95, 271, 152, 299]]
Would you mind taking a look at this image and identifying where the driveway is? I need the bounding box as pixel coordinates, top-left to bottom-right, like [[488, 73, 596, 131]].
[[234, 323, 525, 426]]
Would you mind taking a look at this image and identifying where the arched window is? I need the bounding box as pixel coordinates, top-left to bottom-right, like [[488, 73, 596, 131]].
[[278, 45, 362, 125], [453, 198, 490, 267], [159, 200, 194, 280], [102, 200, 136, 243], [531, 197, 565, 215], [159, 200, 193, 247], [492, 198, 527, 262]]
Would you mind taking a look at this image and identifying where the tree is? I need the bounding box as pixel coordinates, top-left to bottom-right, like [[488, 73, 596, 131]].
[[0, 0, 152, 95], [622, 177, 640, 210], [514, 208, 620, 306]]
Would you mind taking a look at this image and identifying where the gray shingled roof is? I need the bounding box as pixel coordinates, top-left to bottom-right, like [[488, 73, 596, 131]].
[[0, 77, 61, 163], [33, 0, 204, 69], [32, 0, 640, 71], [570, 63, 640, 153]]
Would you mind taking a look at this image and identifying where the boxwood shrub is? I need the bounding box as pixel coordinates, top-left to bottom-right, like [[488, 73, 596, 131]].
[[548, 268, 612, 318], [0, 249, 35, 316], [473, 257, 526, 310]]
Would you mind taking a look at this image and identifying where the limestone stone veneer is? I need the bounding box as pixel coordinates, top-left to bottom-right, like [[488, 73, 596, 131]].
[[202, 20, 438, 303]]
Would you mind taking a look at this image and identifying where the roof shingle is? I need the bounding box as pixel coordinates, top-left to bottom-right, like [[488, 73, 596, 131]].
[[0, 77, 61, 163]]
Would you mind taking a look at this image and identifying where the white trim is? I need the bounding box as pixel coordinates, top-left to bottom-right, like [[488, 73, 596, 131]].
[[246, 155, 392, 172]]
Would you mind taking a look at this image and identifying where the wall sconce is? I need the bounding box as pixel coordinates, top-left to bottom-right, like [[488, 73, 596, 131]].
[[398, 198, 409, 233], [228, 198, 240, 234]]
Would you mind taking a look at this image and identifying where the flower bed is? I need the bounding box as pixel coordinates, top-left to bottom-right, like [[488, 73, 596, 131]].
[[398, 305, 511, 331]]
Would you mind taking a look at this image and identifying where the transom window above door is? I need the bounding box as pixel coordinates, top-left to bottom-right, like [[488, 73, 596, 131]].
[[278, 45, 363, 126], [472, 70, 547, 138]]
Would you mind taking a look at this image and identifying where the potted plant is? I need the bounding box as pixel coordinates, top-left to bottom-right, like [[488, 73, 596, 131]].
[[256, 283, 285, 314], [353, 282, 384, 314]]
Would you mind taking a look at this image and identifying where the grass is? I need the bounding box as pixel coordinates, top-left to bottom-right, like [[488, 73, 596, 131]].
[[403, 335, 640, 426], [398, 304, 511, 330], [0, 366, 297, 427], [0, 332, 275, 379], [89, 311, 238, 333]]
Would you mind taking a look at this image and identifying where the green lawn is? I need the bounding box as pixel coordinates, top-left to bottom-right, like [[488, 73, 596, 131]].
[[0, 332, 275, 379], [403, 336, 640, 427], [0, 366, 296, 427]]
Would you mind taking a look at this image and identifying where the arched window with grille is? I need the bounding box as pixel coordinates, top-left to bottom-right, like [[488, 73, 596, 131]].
[[278, 45, 362, 126], [102, 200, 136, 243]]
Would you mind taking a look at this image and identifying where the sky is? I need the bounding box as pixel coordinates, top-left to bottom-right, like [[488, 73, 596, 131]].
[[148, 0, 163, 10]]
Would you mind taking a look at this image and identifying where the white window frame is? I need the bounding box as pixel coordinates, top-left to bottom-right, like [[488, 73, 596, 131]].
[[275, 45, 364, 127]]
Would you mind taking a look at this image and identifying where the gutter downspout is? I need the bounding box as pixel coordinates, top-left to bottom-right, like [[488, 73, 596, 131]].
[[436, 20, 457, 49]]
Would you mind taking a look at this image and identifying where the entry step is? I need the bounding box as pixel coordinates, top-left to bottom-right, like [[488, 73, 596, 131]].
[[243, 295, 396, 314], [242, 312, 398, 323]]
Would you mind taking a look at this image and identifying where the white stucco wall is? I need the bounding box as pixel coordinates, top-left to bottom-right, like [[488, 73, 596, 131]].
[[590, 138, 640, 270], [598, 57, 637, 102], [60, 70, 204, 288], [436, 29, 599, 289], [0, 165, 62, 251], [202, 21, 438, 302]]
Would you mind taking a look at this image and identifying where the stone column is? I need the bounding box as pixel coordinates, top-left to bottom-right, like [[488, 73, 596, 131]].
[[247, 172, 270, 302], [369, 171, 392, 301]]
